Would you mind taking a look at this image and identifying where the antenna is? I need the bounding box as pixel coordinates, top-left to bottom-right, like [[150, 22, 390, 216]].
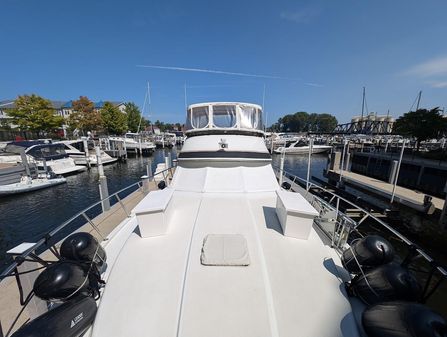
[[137, 82, 150, 133], [262, 83, 266, 131], [361, 86, 366, 119], [184, 82, 187, 111]]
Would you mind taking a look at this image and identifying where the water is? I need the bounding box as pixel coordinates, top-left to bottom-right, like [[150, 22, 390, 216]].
[[0, 148, 179, 270]]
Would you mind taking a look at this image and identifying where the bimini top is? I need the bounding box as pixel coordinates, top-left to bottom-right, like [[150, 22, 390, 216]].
[[185, 102, 264, 136]]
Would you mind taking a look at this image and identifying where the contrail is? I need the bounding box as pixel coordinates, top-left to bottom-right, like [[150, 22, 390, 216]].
[[137, 64, 299, 81]]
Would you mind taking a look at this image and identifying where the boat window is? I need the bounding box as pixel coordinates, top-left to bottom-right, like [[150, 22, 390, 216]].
[[191, 106, 209, 128], [240, 105, 262, 129], [212, 105, 236, 128]]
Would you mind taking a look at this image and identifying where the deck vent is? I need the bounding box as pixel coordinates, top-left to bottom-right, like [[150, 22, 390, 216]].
[[201, 234, 250, 266]]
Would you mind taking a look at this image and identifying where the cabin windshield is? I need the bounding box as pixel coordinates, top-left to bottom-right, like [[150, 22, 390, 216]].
[[191, 106, 209, 128], [185, 102, 263, 132], [28, 145, 67, 160], [240, 105, 262, 129], [212, 105, 237, 128]]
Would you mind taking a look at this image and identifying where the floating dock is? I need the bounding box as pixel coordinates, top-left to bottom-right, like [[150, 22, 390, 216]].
[[326, 169, 445, 213]]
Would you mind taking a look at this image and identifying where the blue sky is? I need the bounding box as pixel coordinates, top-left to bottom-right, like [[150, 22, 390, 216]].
[[1, 0, 447, 124]]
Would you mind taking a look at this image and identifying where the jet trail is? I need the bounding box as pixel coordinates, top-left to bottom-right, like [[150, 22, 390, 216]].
[[136, 64, 298, 81]]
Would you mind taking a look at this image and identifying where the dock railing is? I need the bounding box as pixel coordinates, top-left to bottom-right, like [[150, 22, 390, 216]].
[[272, 165, 447, 307], [0, 166, 175, 336]]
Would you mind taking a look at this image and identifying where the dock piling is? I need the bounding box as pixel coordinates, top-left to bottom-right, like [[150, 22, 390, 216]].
[[279, 150, 285, 186], [146, 159, 153, 180], [83, 138, 91, 169], [96, 146, 110, 212], [390, 140, 406, 204]]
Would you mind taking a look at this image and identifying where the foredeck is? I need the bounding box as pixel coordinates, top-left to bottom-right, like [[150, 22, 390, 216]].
[[91, 184, 359, 337]]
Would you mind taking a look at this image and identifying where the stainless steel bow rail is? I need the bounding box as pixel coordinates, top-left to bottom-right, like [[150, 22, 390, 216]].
[[0, 166, 174, 337], [273, 165, 447, 304]]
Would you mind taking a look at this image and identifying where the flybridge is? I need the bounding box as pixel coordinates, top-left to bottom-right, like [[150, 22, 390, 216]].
[[185, 102, 264, 135]]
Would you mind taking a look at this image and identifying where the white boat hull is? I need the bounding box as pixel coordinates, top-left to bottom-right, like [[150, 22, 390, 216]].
[[274, 145, 332, 154], [0, 177, 66, 196]]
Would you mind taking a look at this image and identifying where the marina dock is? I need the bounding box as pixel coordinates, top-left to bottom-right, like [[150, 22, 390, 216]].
[[327, 169, 445, 212]]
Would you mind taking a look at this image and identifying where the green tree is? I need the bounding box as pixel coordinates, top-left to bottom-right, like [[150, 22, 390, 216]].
[[275, 111, 337, 132], [314, 113, 338, 132], [101, 102, 127, 135], [124, 102, 142, 132], [68, 96, 101, 134], [7, 94, 64, 136], [394, 107, 447, 150]]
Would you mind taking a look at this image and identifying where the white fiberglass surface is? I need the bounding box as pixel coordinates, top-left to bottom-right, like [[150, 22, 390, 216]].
[[170, 166, 279, 193], [92, 189, 359, 337]]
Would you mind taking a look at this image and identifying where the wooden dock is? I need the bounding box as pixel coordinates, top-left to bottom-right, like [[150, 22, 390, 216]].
[[327, 169, 445, 212]]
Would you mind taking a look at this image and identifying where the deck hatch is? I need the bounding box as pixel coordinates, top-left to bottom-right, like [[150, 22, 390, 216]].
[[200, 234, 250, 266]]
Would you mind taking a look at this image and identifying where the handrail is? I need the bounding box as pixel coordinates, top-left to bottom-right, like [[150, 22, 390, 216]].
[[0, 166, 174, 280], [272, 165, 447, 277]]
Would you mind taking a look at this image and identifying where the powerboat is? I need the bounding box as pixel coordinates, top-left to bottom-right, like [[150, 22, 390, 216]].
[[1, 102, 446, 337], [0, 141, 86, 175], [0, 162, 66, 196], [275, 139, 332, 154], [59, 140, 117, 166], [121, 132, 156, 153]]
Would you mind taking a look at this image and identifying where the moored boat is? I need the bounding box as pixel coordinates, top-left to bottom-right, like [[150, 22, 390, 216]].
[[275, 140, 332, 154], [59, 140, 117, 166], [0, 141, 86, 175]]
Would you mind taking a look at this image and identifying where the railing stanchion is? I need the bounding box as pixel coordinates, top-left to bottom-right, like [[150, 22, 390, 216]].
[[306, 137, 313, 191], [279, 150, 285, 186], [81, 212, 106, 241], [115, 194, 130, 218]]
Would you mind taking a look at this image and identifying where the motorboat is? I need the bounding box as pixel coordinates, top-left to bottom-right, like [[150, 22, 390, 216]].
[[0, 141, 87, 175], [0, 162, 66, 196], [120, 132, 156, 153], [154, 132, 176, 148], [1, 102, 446, 337], [59, 140, 117, 166], [275, 139, 332, 154], [0, 173, 66, 196]]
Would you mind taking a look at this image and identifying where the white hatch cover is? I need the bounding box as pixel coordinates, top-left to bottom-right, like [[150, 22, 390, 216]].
[[200, 234, 250, 266]]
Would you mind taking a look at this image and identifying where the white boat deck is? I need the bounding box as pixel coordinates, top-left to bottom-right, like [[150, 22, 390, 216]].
[[92, 186, 359, 336]]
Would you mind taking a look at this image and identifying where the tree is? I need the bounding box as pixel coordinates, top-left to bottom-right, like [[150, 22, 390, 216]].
[[68, 96, 101, 134], [394, 107, 447, 151], [7, 94, 64, 136], [101, 102, 127, 135], [314, 113, 338, 132], [124, 102, 142, 132], [273, 111, 337, 132]]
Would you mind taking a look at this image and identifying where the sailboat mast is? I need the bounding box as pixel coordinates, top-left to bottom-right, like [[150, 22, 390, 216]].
[[416, 90, 422, 111]]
